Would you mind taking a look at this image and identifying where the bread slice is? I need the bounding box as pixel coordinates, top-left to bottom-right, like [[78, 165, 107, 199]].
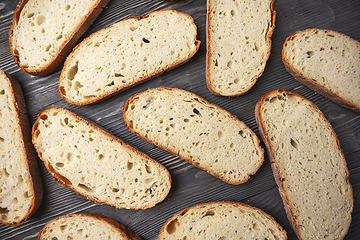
[[255, 89, 353, 240], [0, 70, 43, 226], [9, 0, 110, 76], [282, 28, 360, 112], [32, 107, 171, 210], [123, 87, 264, 185], [159, 201, 287, 239], [206, 0, 276, 96], [38, 213, 142, 240], [59, 10, 200, 105]]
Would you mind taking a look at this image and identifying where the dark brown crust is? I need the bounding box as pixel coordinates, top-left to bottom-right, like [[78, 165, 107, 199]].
[[58, 10, 201, 105], [31, 107, 171, 210], [254, 88, 354, 240], [206, 0, 276, 97], [159, 201, 287, 239], [282, 28, 360, 112], [9, 0, 111, 76], [123, 87, 264, 185], [38, 213, 142, 240], [0, 70, 43, 226]]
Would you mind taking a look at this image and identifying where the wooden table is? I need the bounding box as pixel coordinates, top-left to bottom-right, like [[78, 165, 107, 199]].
[[1, 0, 359, 239]]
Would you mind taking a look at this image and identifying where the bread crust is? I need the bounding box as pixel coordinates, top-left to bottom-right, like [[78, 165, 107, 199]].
[[32, 107, 171, 210], [58, 10, 201, 105], [38, 213, 142, 240], [159, 201, 287, 239], [254, 88, 354, 240], [206, 0, 276, 97], [9, 0, 111, 76], [123, 87, 264, 185], [0, 71, 43, 226], [282, 28, 360, 112]]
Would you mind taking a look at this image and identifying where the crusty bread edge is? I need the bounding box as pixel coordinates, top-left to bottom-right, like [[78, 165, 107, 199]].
[[9, 0, 111, 76], [282, 28, 360, 112], [254, 88, 354, 240], [37, 213, 143, 240], [0, 70, 43, 226], [158, 201, 287, 239], [206, 0, 276, 97], [58, 10, 201, 105], [31, 106, 171, 210], [123, 87, 264, 185]]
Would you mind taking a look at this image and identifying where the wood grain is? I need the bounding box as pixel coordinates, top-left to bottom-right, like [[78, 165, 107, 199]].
[[0, 0, 359, 239]]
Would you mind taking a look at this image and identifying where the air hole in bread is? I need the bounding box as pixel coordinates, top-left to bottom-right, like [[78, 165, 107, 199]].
[[166, 219, 178, 234], [253, 222, 260, 230], [24, 191, 29, 198], [65, 5, 71, 11], [114, 73, 124, 78], [239, 130, 246, 138], [40, 114, 48, 120], [67, 61, 79, 80], [227, 61, 233, 68], [142, 38, 150, 43], [112, 188, 119, 193], [36, 15, 46, 25], [106, 81, 115, 87], [26, 12, 34, 18], [326, 34, 335, 38], [98, 154, 104, 160], [145, 178, 155, 187], [60, 224, 67, 231], [320, 47, 325, 51], [130, 26, 137, 31], [45, 44, 51, 52], [290, 138, 298, 149], [56, 162, 64, 168], [84, 95, 95, 100], [145, 165, 152, 173], [193, 108, 201, 116], [0, 89, 4, 94], [73, 81, 83, 91], [306, 51, 314, 58], [202, 210, 215, 218], [78, 183, 93, 193], [0, 137, 4, 142], [127, 162, 134, 170]]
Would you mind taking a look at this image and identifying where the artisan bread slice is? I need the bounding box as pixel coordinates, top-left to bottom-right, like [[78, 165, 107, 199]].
[[206, 0, 276, 96], [123, 87, 264, 185], [59, 10, 200, 105], [32, 107, 171, 210], [38, 213, 142, 240], [282, 28, 360, 112], [159, 201, 287, 239], [9, 0, 110, 76], [0, 70, 43, 226], [255, 89, 353, 240]]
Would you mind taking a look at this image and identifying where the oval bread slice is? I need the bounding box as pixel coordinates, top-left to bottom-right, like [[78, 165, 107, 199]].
[[255, 89, 353, 240], [159, 201, 287, 239], [282, 28, 360, 112], [59, 10, 200, 105], [0, 70, 43, 226], [32, 107, 171, 210], [206, 0, 276, 96], [38, 213, 142, 240], [123, 87, 264, 185], [9, 0, 110, 76]]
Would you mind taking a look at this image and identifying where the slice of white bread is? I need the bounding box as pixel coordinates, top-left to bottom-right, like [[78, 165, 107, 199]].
[[38, 213, 142, 240], [123, 87, 264, 185], [9, 0, 110, 76], [282, 28, 360, 112], [32, 107, 171, 210], [159, 201, 287, 239], [206, 0, 276, 96], [59, 10, 201, 105], [255, 89, 353, 240], [0, 70, 43, 225]]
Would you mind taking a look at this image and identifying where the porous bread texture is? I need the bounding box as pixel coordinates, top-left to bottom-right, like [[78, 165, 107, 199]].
[[38, 213, 142, 240], [282, 28, 360, 112], [123, 87, 264, 185], [206, 0, 275, 96], [159, 201, 287, 240], [9, 0, 110, 76], [32, 107, 171, 210], [255, 89, 353, 240], [59, 10, 201, 105], [0, 70, 43, 226]]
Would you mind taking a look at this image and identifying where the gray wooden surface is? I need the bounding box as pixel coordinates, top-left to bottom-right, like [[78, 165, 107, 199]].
[[0, 0, 359, 239]]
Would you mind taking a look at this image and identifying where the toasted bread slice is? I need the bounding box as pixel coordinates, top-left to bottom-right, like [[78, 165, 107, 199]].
[[255, 89, 353, 239], [9, 0, 110, 76], [32, 107, 171, 209], [123, 87, 264, 185], [59, 10, 200, 105], [0, 70, 43, 225]]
